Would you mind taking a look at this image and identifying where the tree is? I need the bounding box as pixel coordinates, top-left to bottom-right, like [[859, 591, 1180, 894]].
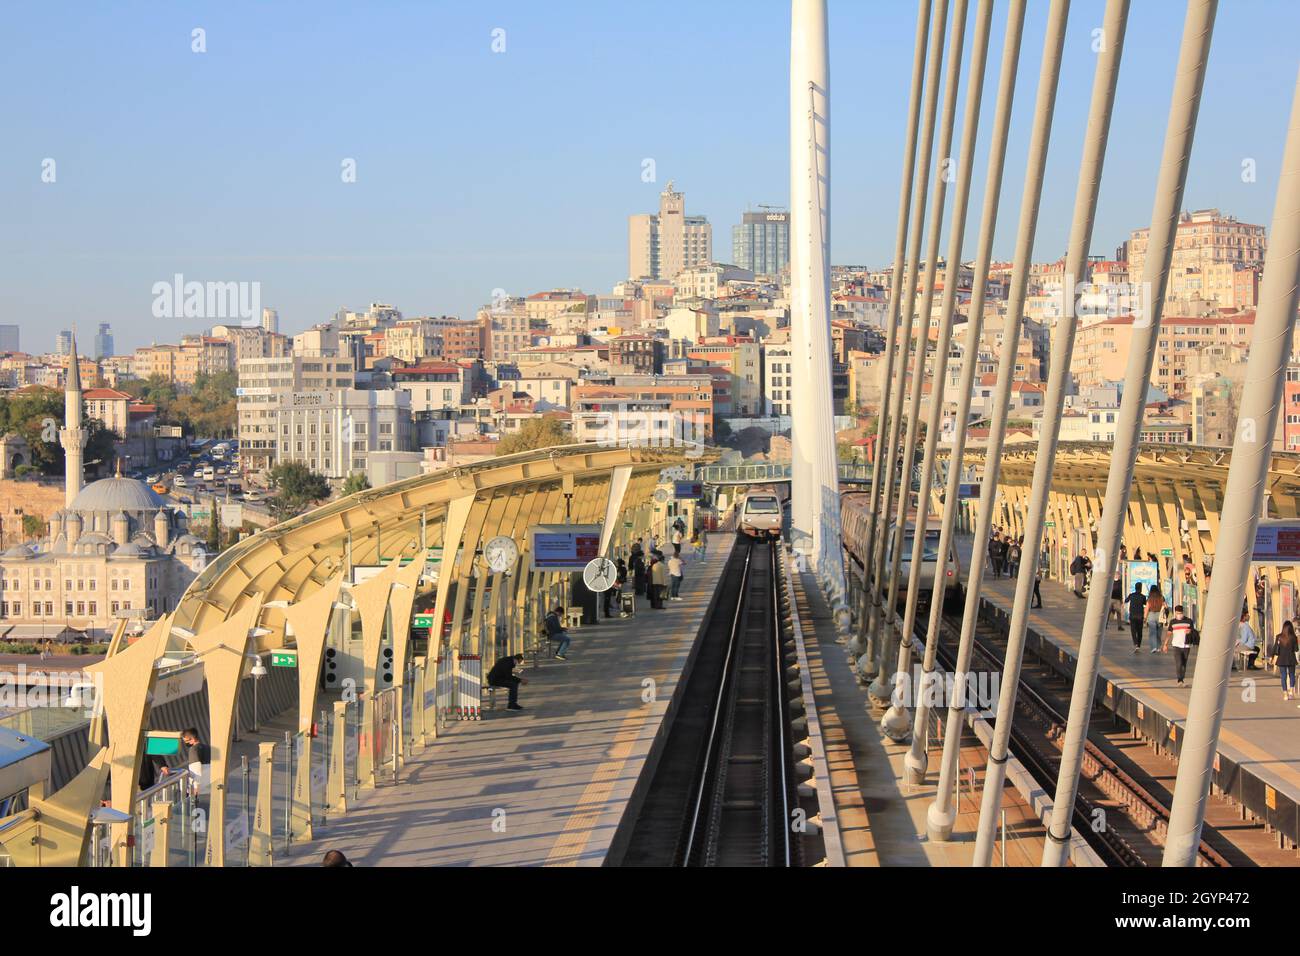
[[713, 418, 733, 444], [121, 371, 236, 437], [0, 387, 117, 477], [21, 514, 46, 541], [495, 417, 570, 456], [342, 472, 371, 496], [267, 462, 331, 521], [207, 507, 221, 553]]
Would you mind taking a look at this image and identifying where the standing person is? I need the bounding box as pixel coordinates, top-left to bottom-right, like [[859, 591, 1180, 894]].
[[1235, 610, 1260, 671], [1031, 568, 1043, 609], [1110, 573, 1124, 629], [160, 727, 210, 797], [667, 552, 684, 600], [1167, 605, 1198, 687], [486, 653, 528, 711], [631, 547, 647, 597], [1145, 585, 1166, 653], [649, 555, 668, 609], [1070, 550, 1089, 598], [1125, 582, 1146, 653], [1273, 620, 1299, 700], [671, 526, 684, 557], [603, 559, 625, 618], [1007, 537, 1022, 579], [988, 533, 1001, 579]]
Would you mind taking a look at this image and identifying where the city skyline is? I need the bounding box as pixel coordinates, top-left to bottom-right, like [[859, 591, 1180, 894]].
[[3, 1, 1298, 353]]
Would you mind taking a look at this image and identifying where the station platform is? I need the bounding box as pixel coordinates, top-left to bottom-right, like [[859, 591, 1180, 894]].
[[288, 534, 737, 867], [972, 552, 1300, 845]]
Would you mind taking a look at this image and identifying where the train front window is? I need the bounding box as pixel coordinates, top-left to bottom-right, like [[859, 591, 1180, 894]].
[[746, 497, 780, 514]]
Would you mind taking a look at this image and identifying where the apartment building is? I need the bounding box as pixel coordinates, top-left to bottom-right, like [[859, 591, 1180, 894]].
[[237, 355, 356, 471]]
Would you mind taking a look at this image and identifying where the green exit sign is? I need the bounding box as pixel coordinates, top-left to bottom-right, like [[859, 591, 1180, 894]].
[[271, 650, 298, 668], [1160, 548, 1173, 557], [412, 613, 435, 628]]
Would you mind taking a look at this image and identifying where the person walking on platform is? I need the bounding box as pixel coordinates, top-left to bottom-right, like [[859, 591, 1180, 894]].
[[1235, 610, 1261, 671], [1168, 606, 1198, 687], [487, 653, 528, 710], [1272, 621, 1299, 701], [1126, 582, 1146, 653], [988, 533, 1001, 578], [1031, 568, 1043, 609], [672, 526, 684, 556], [1145, 585, 1166, 653], [1071, 550, 1090, 599], [1007, 537, 1022, 579], [649, 555, 668, 609]]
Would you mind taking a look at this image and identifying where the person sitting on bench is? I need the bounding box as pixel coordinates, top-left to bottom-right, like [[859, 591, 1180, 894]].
[[487, 653, 528, 711], [544, 606, 572, 660]]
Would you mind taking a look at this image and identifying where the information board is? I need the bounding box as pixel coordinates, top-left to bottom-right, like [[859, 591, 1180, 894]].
[[1253, 520, 1300, 564], [674, 481, 703, 499], [530, 524, 602, 571]]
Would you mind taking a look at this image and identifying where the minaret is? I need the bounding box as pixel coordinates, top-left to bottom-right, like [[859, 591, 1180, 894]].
[[60, 330, 88, 508]]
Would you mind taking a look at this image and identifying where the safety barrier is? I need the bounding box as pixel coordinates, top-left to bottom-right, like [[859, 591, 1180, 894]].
[[456, 656, 483, 721]]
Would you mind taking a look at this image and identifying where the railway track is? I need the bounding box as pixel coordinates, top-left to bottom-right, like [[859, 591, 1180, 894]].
[[928, 609, 1230, 867], [620, 540, 803, 867]]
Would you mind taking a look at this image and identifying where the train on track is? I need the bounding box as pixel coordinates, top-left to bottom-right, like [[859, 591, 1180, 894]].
[[737, 488, 785, 540], [840, 491, 963, 611]]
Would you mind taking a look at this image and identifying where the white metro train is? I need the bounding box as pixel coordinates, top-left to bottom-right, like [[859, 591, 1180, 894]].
[[737, 488, 784, 540]]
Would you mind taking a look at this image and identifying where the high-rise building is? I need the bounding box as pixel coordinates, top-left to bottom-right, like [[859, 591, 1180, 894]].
[[0, 326, 18, 352], [94, 323, 114, 359], [262, 308, 279, 334], [628, 181, 712, 281], [56, 330, 73, 356], [732, 209, 790, 276]]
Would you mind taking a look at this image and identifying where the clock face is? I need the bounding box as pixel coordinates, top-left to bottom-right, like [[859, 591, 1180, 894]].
[[654, 488, 670, 504], [483, 535, 519, 573], [583, 557, 616, 593]]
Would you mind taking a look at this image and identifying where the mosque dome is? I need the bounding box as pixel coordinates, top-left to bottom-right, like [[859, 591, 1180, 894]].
[[70, 477, 164, 513]]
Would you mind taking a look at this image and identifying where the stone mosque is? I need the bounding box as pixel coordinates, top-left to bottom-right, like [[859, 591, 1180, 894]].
[[0, 335, 209, 641]]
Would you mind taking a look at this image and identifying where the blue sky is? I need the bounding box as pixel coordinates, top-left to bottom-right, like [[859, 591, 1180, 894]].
[[2, 0, 1297, 353]]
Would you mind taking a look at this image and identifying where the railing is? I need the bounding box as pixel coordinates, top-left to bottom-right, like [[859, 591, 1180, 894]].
[[693, 461, 874, 485]]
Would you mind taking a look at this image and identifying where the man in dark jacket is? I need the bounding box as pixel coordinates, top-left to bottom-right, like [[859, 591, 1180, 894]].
[[1126, 582, 1146, 653], [1070, 551, 1090, 598], [487, 653, 528, 710], [544, 607, 571, 660]]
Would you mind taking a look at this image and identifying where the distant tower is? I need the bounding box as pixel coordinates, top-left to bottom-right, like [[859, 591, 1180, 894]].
[[94, 322, 114, 359], [262, 308, 279, 334], [60, 331, 88, 508], [56, 329, 73, 356]]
